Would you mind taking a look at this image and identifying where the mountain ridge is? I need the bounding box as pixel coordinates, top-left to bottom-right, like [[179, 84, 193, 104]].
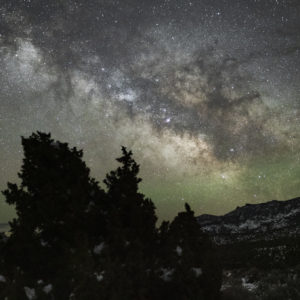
[[197, 197, 300, 245]]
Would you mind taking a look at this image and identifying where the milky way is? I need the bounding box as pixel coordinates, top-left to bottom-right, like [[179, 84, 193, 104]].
[[1, 0, 300, 222]]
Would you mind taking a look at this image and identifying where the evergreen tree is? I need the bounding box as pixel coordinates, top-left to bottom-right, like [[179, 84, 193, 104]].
[[155, 203, 222, 300], [100, 146, 158, 300], [1, 132, 107, 299], [104, 146, 157, 244], [0, 132, 222, 299]]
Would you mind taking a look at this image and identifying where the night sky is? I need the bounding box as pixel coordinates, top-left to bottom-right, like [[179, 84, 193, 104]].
[[1, 0, 300, 222]]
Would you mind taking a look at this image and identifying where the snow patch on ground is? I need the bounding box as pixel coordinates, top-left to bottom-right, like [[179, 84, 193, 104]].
[[241, 278, 258, 291], [93, 242, 105, 255], [192, 267, 203, 277], [95, 271, 105, 282], [24, 287, 36, 299], [43, 284, 53, 294], [175, 245, 182, 256], [160, 268, 174, 282]]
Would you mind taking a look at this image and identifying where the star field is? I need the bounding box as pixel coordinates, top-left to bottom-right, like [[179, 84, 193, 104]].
[[0, 0, 300, 222]]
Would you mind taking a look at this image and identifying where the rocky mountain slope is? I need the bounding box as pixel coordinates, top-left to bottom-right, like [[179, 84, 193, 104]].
[[197, 197, 300, 245], [197, 197, 300, 269]]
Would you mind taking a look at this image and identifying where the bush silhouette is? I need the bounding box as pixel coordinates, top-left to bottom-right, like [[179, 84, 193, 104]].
[[0, 132, 222, 300]]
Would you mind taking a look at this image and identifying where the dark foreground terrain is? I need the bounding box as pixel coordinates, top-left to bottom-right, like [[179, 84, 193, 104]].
[[197, 197, 300, 299]]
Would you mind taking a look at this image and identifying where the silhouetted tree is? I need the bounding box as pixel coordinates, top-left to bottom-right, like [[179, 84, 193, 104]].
[[155, 203, 222, 300], [0, 132, 222, 300], [104, 146, 157, 243], [99, 146, 158, 299], [1, 132, 107, 299]]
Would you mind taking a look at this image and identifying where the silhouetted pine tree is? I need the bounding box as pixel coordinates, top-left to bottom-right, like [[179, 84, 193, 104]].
[[1, 132, 107, 299], [0, 133, 222, 300], [104, 146, 157, 243], [155, 203, 222, 300], [99, 146, 158, 300]]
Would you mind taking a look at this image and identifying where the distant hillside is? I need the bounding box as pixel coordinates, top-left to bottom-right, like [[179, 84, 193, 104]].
[[197, 197, 300, 268], [197, 197, 300, 244]]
